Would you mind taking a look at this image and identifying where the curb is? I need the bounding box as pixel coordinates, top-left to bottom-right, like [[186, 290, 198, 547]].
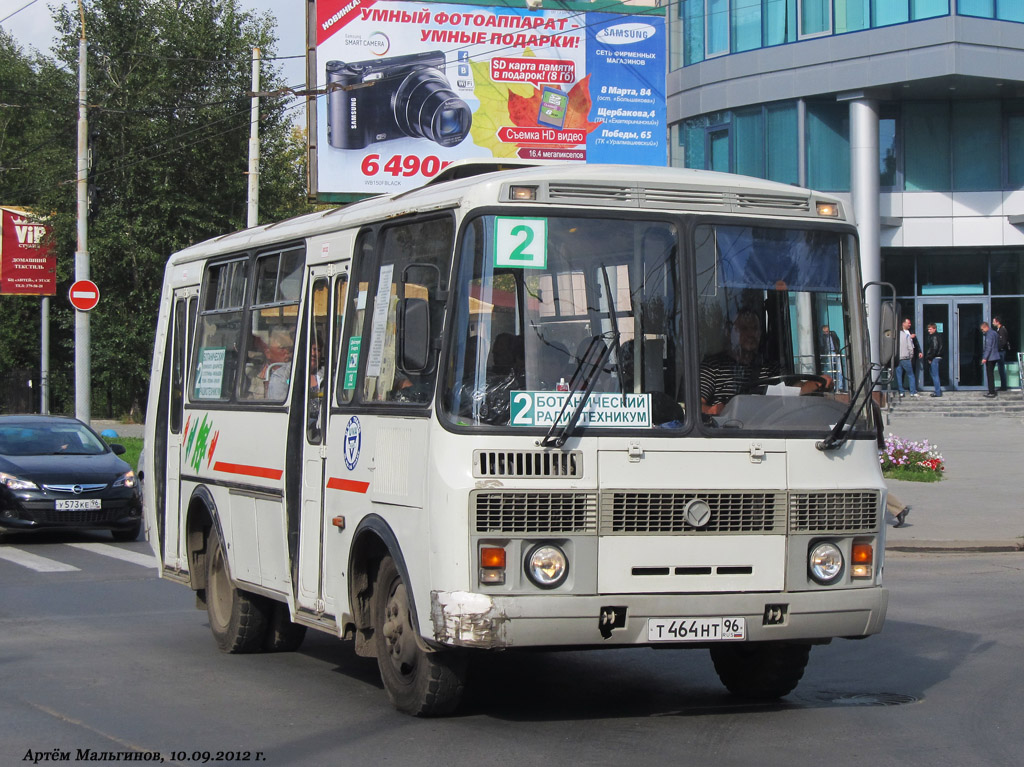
[[886, 540, 1024, 553]]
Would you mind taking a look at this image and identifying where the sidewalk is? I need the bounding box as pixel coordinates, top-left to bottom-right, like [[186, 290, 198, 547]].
[[91, 419, 144, 439], [881, 411, 1024, 552]]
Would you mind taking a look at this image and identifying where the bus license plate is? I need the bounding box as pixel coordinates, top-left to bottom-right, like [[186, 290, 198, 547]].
[[56, 499, 102, 510], [648, 617, 746, 642]]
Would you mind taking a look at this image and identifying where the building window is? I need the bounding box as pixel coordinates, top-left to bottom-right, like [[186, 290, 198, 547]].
[[765, 0, 798, 44], [835, 0, 869, 32], [904, 102, 950, 191], [1008, 111, 1024, 188], [800, 0, 831, 35], [682, 0, 705, 67], [708, 125, 731, 172], [875, 2, 909, 25], [766, 103, 799, 184], [879, 110, 900, 189], [806, 102, 850, 191], [733, 108, 764, 176], [957, 0, 1023, 21], [912, 1, 950, 20], [731, 0, 762, 51], [708, 0, 730, 56], [952, 101, 1001, 191]]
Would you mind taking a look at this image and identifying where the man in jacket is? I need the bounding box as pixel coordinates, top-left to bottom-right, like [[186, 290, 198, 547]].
[[993, 316, 1010, 392], [980, 321, 1002, 398], [924, 323, 943, 397], [895, 318, 921, 397]]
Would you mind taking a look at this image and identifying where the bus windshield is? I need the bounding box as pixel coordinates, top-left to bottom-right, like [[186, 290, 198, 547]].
[[441, 214, 869, 436]]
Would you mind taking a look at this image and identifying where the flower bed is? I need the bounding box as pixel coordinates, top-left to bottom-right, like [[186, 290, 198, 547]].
[[880, 434, 945, 482]]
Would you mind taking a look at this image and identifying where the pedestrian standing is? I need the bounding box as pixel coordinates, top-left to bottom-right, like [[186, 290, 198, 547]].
[[980, 321, 1001, 398], [924, 322, 943, 397], [821, 324, 844, 390], [895, 318, 921, 397], [993, 316, 1011, 391]]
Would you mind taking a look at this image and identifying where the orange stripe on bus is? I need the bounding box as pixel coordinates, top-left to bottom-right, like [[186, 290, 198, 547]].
[[213, 461, 284, 481], [327, 477, 370, 494]]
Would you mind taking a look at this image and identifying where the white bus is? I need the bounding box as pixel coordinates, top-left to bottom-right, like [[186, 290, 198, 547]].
[[144, 163, 888, 716]]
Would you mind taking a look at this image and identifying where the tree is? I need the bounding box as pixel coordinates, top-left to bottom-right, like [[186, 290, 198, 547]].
[[37, 0, 312, 417], [0, 30, 76, 409]]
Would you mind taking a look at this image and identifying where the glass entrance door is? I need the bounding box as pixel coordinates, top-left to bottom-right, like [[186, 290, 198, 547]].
[[955, 300, 988, 388], [919, 299, 989, 389], [920, 302, 950, 391]]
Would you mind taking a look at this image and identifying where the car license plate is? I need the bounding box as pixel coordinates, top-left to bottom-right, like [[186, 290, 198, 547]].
[[648, 617, 746, 642], [55, 499, 102, 510]]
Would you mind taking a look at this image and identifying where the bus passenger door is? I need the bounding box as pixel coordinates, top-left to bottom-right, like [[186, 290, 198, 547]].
[[163, 292, 194, 571], [297, 272, 340, 614]]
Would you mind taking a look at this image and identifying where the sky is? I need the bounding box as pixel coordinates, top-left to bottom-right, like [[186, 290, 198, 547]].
[[1, 0, 307, 86]]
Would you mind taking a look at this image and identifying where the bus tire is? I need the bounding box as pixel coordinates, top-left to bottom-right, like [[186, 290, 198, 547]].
[[205, 526, 270, 654], [709, 642, 811, 699], [372, 555, 466, 716], [264, 601, 307, 652]]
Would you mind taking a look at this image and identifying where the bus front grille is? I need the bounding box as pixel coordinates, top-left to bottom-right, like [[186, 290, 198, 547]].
[[601, 491, 786, 534], [473, 491, 598, 533], [789, 491, 881, 532], [474, 449, 583, 478]]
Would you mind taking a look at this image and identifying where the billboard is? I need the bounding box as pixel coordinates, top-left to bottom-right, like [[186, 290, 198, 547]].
[[311, 0, 665, 197], [0, 207, 56, 296]]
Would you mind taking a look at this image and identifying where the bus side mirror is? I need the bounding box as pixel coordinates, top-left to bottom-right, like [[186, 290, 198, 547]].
[[398, 297, 431, 373], [878, 299, 900, 368]]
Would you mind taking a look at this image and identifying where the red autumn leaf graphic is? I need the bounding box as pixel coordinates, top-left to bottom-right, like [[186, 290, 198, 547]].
[[507, 74, 602, 136]]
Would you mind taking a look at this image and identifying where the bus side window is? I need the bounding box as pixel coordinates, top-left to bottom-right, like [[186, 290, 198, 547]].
[[192, 259, 247, 402], [243, 248, 303, 402], [347, 217, 452, 406]]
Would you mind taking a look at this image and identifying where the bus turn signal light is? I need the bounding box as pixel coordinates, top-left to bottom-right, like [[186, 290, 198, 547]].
[[851, 543, 873, 578], [480, 547, 507, 585]]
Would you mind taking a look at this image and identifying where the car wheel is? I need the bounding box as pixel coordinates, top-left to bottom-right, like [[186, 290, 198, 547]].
[[264, 601, 307, 652], [111, 520, 142, 542], [205, 526, 270, 653], [710, 641, 811, 699], [371, 555, 466, 716]]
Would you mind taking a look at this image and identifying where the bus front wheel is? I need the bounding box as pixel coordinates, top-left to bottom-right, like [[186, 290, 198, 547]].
[[372, 555, 466, 716], [205, 526, 270, 653], [710, 642, 811, 699]]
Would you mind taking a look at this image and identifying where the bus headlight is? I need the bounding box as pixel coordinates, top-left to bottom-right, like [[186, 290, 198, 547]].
[[525, 544, 568, 589], [809, 542, 844, 584]]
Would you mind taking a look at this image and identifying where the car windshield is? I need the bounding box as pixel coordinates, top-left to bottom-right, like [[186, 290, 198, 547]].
[[441, 214, 686, 431], [0, 422, 109, 456]]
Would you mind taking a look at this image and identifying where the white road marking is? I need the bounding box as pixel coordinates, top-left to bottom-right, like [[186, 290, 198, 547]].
[[66, 542, 156, 568], [0, 547, 80, 572]]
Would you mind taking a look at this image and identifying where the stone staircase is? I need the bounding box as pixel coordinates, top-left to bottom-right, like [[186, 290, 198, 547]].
[[882, 388, 1024, 417]]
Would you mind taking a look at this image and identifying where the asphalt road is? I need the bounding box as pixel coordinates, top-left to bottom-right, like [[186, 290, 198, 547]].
[[1, 533, 1022, 767]]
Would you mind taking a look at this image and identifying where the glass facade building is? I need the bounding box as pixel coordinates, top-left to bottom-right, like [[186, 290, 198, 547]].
[[667, 4, 1024, 389]]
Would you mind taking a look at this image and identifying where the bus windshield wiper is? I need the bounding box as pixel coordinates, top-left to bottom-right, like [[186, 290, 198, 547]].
[[540, 333, 615, 448], [816, 365, 880, 451], [599, 264, 626, 397]]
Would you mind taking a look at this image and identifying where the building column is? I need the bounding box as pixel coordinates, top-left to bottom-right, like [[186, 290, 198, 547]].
[[848, 97, 881, 365]]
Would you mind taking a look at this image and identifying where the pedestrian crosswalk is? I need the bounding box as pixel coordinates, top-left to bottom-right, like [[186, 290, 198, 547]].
[[0, 541, 156, 573]]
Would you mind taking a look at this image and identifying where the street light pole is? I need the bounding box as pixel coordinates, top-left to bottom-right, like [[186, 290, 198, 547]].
[[247, 47, 260, 229], [74, 1, 91, 423]]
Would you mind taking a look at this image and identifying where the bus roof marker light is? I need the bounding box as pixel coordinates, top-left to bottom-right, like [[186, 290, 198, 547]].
[[816, 201, 839, 217], [510, 186, 538, 201]]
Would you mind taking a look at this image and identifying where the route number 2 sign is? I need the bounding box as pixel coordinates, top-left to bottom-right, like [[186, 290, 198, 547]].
[[494, 217, 547, 269]]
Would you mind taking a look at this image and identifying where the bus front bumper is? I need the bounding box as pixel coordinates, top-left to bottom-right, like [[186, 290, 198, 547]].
[[429, 587, 888, 649]]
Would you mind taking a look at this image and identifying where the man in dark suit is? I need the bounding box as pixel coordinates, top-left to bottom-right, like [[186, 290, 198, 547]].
[[980, 321, 1001, 398], [820, 324, 844, 389]]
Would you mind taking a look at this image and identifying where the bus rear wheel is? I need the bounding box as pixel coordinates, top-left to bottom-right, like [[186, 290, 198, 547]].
[[710, 642, 811, 699], [371, 555, 466, 716], [206, 526, 270, 653]]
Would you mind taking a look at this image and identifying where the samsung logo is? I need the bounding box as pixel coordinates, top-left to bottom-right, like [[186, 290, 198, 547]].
[[349, 98, 357, 129], [595, 23, 656, 45]]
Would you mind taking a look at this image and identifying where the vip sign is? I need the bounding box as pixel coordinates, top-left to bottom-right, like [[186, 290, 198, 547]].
[[0, 207, 57, 296]]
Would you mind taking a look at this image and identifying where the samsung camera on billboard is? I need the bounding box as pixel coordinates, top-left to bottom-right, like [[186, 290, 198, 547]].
[[326, 50, 472, 150]]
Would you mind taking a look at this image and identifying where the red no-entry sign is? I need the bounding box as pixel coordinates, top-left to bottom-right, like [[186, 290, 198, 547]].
[[68, 279, 100, 311]]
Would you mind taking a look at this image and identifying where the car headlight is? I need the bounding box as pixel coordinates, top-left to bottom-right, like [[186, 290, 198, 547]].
[[113, 471, 137, 488], [0, 471, 38, 491], [809, 541, 844, 584], [524, 543, 568, 589]]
